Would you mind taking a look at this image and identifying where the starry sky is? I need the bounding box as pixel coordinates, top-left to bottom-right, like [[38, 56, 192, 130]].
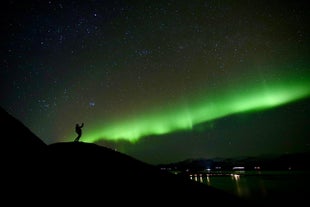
[[1, 0, 310, 164]]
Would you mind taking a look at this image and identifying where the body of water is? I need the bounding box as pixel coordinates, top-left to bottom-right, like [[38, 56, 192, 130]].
[[188, 170, 310, 205]]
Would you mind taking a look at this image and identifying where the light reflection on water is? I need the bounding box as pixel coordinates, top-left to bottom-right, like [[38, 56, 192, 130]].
[[188, 171, 310, 204]]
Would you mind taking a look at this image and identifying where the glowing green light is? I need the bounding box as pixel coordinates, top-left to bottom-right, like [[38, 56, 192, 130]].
[[84, 75, 310, 143]]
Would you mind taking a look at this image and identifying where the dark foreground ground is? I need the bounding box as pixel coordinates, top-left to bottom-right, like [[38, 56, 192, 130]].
[[2, 106, 255, 205]]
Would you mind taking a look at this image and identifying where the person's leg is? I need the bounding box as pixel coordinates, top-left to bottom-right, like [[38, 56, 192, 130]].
[[74, 134, 81, 142]]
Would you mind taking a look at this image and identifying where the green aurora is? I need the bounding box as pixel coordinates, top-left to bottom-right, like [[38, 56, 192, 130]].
[[83, 73, 310, 143]]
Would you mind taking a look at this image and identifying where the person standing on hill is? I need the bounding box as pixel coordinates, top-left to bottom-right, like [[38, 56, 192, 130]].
[[74, 123, 84, 142]]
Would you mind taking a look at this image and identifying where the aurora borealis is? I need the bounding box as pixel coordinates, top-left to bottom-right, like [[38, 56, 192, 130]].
[[86, 75, 310, 143], [1, 0, 310, 164]]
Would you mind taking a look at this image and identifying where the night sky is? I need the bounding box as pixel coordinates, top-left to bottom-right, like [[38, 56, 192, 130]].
[[1, 0, 310, 164]]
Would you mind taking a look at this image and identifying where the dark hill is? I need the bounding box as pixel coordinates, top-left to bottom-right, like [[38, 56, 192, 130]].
[[1, 106, 46, 153], [1, 106, 251, 206]]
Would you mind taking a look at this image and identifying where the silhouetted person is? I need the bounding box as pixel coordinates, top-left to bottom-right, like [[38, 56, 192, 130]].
[[74, 123, 84, 142]]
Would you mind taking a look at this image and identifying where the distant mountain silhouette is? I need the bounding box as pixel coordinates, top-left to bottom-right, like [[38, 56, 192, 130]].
[[1, 106, 252, 206], [160, 152, 310, 171]]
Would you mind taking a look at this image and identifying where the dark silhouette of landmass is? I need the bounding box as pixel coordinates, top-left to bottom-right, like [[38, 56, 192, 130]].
[[1, 106, 251, 206], [158, 152, 310, 172], [158, 154, 310, 205]]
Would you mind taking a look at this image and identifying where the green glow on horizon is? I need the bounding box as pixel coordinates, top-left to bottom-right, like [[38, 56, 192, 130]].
[[84, 75, 310, 143]]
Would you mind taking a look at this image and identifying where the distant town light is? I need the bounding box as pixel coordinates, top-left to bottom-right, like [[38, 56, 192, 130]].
[[232, 166, 244, 170]]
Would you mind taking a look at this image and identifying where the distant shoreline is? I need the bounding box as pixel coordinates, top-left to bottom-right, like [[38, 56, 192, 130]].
[[165, 169, 310, 177]]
